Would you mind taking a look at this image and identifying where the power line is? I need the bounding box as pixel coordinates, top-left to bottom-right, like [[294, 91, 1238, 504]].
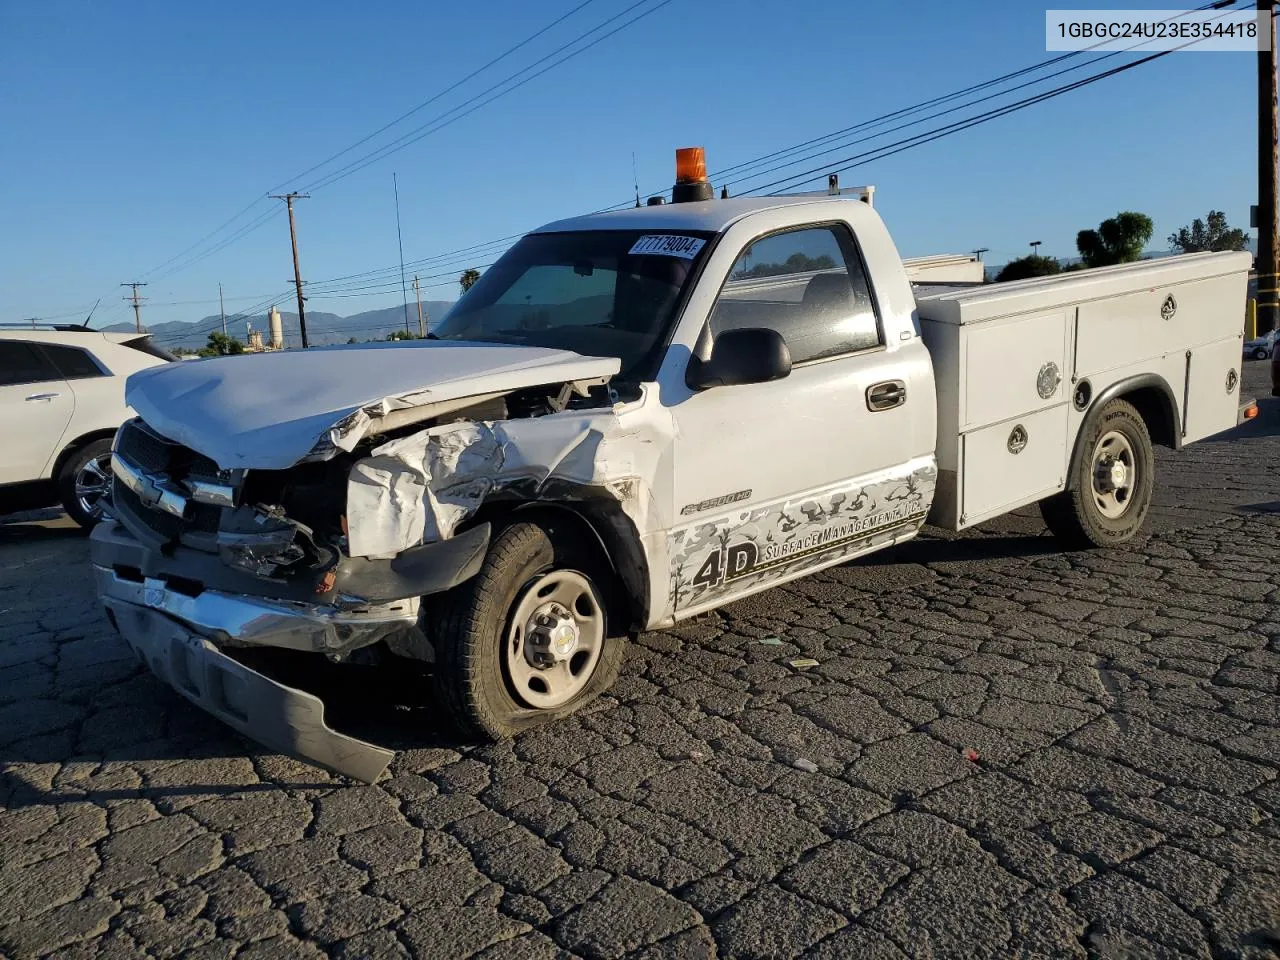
[[748, 43, 1213, 197], [299, 0, 677, 193], [104, 2, 614, 297], [107, 0, 1239, 327], [270, 0, 600, 194]]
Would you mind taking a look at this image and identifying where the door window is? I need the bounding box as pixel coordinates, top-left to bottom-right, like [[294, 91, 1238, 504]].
[[710, 224, 881, 363], [40, 344, 106, 380], [0, 341, 61, 386]]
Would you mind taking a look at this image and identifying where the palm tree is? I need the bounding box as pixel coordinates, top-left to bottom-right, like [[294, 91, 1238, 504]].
[[459, 268, 481, 293]]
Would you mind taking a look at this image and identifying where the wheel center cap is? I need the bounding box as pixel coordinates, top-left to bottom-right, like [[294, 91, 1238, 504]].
[[525, 603, 579, 667], [1095, 458, 1128, 493], [549, 621, 578, 659]]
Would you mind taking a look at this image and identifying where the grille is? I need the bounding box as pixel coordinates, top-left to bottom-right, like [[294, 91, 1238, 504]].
[[116, 419, 220, 479], [112, 420, 228, 546], [112, 475, 184, 541], [115, 419, 170, 474]]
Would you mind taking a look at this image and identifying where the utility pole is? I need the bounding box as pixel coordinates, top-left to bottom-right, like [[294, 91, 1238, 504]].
[[121, 282, 147, 333], [270, 192, 310, 348], [413, 274, 426, 337], [1029, 241, 1042, 256], [394, 173, 410, 335], [974, 248, 989, 261], [219, 283, 227, 337], [1259, 0, 1278, 349]]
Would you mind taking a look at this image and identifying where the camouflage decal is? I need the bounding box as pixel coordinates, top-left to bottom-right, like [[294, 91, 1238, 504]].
[[668, 459, 937, 612]]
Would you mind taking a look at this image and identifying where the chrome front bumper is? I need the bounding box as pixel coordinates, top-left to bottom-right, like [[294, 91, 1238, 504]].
[[103, 599, 393, 782], [93, 565, 419, 658]]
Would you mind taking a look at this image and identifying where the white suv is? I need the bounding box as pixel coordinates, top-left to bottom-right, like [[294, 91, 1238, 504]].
[[0, 326, 174, 527]]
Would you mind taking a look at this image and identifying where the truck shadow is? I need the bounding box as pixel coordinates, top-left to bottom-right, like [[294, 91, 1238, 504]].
[[857, 530, 1063, 567], [225, 647, 471, 756]]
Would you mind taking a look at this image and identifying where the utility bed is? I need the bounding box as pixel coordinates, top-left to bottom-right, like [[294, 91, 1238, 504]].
[[917, 251, 1251, 528]]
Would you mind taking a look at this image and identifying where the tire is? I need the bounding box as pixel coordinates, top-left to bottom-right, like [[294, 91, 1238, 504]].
[[428, 521, 627, 740], [1039, 398, 1154, 549], [57, 438, 113, 530], [1255, 347, 1268, 360]]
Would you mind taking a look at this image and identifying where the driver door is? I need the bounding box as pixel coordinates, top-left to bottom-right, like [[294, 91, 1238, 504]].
[[664, 219, 934, 617]]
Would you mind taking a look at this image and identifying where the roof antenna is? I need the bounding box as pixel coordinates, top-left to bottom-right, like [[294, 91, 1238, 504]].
[[81, 298, 101, 329], [633, 152, 640, 208]]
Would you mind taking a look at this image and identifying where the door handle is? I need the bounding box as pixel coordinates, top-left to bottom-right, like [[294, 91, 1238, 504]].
[[866, 380, 906, 412], [25, 392, 60, 402]]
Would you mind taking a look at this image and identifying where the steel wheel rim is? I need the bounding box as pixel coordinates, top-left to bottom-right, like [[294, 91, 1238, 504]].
[[1091, 429, 1136, 520], [74, 453, 112, 519], [505, 569, 604, 709]]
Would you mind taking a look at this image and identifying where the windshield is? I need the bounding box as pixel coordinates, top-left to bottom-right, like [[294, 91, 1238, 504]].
[[433, 229, 714, 381]]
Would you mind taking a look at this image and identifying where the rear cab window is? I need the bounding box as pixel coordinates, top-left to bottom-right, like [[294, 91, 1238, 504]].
[[709, 222, 882, 363]]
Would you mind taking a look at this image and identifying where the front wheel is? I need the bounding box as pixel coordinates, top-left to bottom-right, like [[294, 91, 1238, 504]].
[[428, 522, 626, 740], [58, 439, 113, 530], [1039, 398, 1154, 549], [1255, 347, 1269, 360]]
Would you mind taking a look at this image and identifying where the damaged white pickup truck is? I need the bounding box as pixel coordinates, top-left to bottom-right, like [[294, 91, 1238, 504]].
[[92, 153, 1251, 781]]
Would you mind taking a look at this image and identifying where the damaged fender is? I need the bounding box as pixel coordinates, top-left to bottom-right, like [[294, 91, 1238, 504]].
[[345, 409, 659, 564]]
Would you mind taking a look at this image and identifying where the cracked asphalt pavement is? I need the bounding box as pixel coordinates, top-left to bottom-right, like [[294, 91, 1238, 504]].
[[2, 366, 1278, 959]]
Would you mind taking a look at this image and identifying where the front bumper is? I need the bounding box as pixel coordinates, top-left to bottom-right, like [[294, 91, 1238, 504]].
[[91, 517, 488, 782], [103, 598, 393, 782], [93, 563, 420, 658]]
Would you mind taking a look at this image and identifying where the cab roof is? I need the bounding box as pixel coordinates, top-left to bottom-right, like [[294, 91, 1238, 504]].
[[536, 195, 866, 235]]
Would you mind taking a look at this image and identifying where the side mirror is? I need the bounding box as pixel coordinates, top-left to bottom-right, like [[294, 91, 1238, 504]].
[[686, 327, 792, 390]]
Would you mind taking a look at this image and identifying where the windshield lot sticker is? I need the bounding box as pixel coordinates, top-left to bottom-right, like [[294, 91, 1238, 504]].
[[628, 235, 706, 259], [667, 461, 937, 613]]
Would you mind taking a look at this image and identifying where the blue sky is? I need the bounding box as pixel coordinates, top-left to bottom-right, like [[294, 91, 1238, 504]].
[[0, 0, 1265, 329]]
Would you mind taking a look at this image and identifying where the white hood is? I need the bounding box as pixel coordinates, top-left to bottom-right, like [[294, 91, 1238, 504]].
[[124, 340, 620, 470]]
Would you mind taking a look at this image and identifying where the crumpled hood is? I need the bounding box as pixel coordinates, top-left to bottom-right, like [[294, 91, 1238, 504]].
[[124, 340, 620, 470]]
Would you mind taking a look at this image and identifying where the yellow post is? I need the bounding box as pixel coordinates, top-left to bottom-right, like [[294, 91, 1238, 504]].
[[1248, 298, 1257, 340]]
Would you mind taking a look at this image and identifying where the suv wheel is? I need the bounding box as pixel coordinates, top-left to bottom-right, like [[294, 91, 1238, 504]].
[[58, 439, 113, 529]]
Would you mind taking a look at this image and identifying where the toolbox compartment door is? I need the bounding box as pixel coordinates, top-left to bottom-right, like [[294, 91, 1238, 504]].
[[960, 403, 1069, 526], [1183, 337, 1245, 444], [962, 310, 1069, 431]]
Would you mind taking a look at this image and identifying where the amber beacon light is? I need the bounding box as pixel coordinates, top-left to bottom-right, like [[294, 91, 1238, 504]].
[[672, 146, 713, 203]]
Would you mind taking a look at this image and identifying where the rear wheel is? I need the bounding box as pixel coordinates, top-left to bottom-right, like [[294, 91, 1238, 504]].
[[1255, 346, 1269, 360], [428, 521, 626, 740], [58, 439, 113, 530], [1039, 398, 1154, 549]]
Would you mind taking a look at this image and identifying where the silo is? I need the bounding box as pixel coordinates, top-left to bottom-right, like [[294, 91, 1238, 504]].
[[268, 306, 284, 350]]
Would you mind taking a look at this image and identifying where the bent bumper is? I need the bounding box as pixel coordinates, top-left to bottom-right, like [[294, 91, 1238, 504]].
[[93, 563, 419, 658], [91, 518, 489, 607], [104, 599, 393, 782]]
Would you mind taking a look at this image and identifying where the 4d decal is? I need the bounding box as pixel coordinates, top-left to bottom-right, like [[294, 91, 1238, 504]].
[[668, 459, 937, 612]]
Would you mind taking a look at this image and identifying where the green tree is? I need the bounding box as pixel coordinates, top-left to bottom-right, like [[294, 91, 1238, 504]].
[[198, 331, 245, 357], [732, 252, 836, 280], [459, 268, 481, 293], [1076, 211, 1153, 267], [386, 329, 420, 341], [995, 255, 1061, 282], [1168, 210, 1250, 254]]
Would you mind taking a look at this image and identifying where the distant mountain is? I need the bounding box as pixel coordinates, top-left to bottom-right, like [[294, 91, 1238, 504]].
[[102, 301, 455, 352]]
